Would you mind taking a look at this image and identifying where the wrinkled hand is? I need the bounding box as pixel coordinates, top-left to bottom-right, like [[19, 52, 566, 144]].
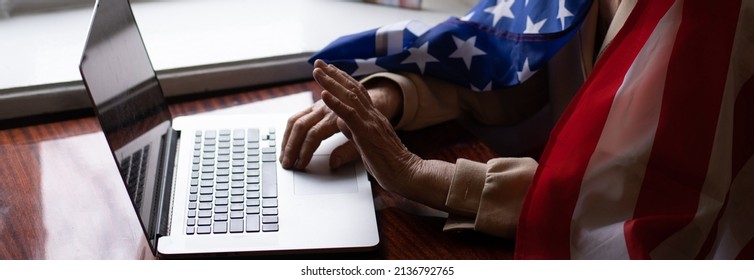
[[312, 59, 423, 193]]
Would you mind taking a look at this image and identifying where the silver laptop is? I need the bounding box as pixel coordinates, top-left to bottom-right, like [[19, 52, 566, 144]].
[[79, 0, 378, 257]]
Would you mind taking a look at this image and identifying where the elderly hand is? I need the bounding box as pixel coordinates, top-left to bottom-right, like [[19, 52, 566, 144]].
[[311, 59, 429, 195], [280, 62, 402, 171]]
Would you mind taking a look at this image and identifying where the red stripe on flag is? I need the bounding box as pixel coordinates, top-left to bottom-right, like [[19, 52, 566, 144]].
[[624, 0, 742, 259], [514, 0, 674, 259], [737, 237, 754, 260]]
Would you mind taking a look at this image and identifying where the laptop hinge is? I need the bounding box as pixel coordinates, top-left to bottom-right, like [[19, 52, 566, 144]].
[[152, 127, 179, 254]]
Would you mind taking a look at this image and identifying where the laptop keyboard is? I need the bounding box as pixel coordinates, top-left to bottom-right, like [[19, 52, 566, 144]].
[[185, 128, 279, 235]]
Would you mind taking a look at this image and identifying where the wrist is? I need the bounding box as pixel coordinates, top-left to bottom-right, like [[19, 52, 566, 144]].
[[365, 78, 403, 125]]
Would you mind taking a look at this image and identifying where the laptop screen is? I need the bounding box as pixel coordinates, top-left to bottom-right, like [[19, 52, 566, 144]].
[[79, 0, 172, 252]]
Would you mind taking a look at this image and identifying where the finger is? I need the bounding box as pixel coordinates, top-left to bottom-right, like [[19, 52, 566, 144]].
[[321, 90, 362, 131], [295, 114, 340, 170], [320, 62, 373, 107], [280, 107, 325, 169], [329, 140, 361, 170], [280, 107, 312, 161], [313, 68, 367, 116]]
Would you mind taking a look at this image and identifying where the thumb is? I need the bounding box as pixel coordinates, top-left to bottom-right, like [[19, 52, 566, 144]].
[[330, 140, 360, 170]]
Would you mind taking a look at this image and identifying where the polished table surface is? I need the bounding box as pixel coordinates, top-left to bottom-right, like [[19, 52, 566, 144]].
[[0, 80, 514, 259]]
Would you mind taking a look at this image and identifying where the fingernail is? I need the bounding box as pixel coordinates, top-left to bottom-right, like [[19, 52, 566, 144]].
[[282, 157, 291, 169]]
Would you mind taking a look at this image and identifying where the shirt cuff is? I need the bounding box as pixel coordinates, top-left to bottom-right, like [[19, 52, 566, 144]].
[[445, 158, 488, 215]]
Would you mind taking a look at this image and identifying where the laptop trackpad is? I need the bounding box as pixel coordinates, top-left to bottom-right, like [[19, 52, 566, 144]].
[[293, 155, 358, 195]]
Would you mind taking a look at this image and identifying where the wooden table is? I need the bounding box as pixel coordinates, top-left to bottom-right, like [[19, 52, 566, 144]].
[[0, 80, 514, 259]]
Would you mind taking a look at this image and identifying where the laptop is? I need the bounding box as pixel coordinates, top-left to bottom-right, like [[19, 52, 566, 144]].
[[79, 0, 379, 257]]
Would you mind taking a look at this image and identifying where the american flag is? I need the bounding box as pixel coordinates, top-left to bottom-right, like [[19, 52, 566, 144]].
[[310, 0, 592, 91], [516, 0, 754, 259]]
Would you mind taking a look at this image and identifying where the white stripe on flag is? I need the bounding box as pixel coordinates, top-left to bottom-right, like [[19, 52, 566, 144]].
[[704, 0, 754, 259], [375, 20, 429, 56], [569, 0, 683, 259]]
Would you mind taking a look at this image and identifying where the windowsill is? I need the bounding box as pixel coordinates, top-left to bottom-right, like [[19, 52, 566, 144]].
[[0, 0, 473, 120]]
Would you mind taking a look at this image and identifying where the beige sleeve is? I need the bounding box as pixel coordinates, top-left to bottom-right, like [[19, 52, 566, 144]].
[[360, 70, 549, 131], [443, 158, 538, 239]]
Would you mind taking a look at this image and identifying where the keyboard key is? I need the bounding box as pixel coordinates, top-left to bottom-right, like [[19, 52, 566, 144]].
[[190, 179, 198, 186], [190, 187, 198, 194], [200, 187, 213, 195], [247, 129, 259, 143], [246, 192, 260, 199], [203, 139, 216, 146], [232, 153, 244, 160], [231, 174, 244, 181], [198, 211, 212, 218], [247, 148, 260, 155], [269, 141, 276, 147], [261, 154, 277, 162], [230, 203, 244, 211], [217, 155, 230, 162], [233, 129, 244, 139], [201, 159, 214, 166], [218, 149, 230, 155], [246, 215, 260, 232], [247, 177, 260, 184], [204, 130, 216, 139], [231, 189, 244, 196], [232, 167, 244, 174], [198, 203, 212, 210], [262, 199, 278, 208], [230, 196, 244, 203], [192, 164, 200, 171], [186, 226, 195, 235], [246, 199, 260, 207], [217, 162, 230, 169], [219, 129, 231, 136], [187, 218, 196, 226], [262, 208, 278, 216], [232, 140, 244, 146], [197, 226, 211, 234], [202, 152, 215, 159], [262, 224, 279, 232], [187, 210, 196, 218], [268, 128, 276, 134], [189, 194, 197, 202], [247, 163, 260, 170], [247, 170, 260, 177], [246, 184, 260, 191], [216, 176, 229, 183], [230, 211, 244, 219], [232, 160, 245, 167], [230, 219, 244, 233], [262, 162, 278, 198], [192, 157, 201, 164], [188, 202, 197, 210], [214, 213, 228, 221], [214, 206, 228, 213], [201, 173, 213, 180], [219, 135, 231, 142], [231, 181, 244, 188], [246, 156, 260, 163], [191, 172, 199, 179], [215, 198, 229, 205], [201, 166, 213, 173], [246, 206, 260, 214], [216, 183, 229, 191], [199, 195, 213, 202], [204, 146, 216, 153], [216, 190, 229, 198], [261, 147, 276, 154], [198, 218, 212, 226], [213, 222, 227, 234], [200, 180, 213, 187], [217, 169, 230, 176], [262, 216, 278, 224], [218, 142, 231, 149]]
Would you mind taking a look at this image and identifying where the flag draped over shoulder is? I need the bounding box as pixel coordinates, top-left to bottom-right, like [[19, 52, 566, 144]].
[[516, 0, 754, 259], [310, 0, 592, 91]]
